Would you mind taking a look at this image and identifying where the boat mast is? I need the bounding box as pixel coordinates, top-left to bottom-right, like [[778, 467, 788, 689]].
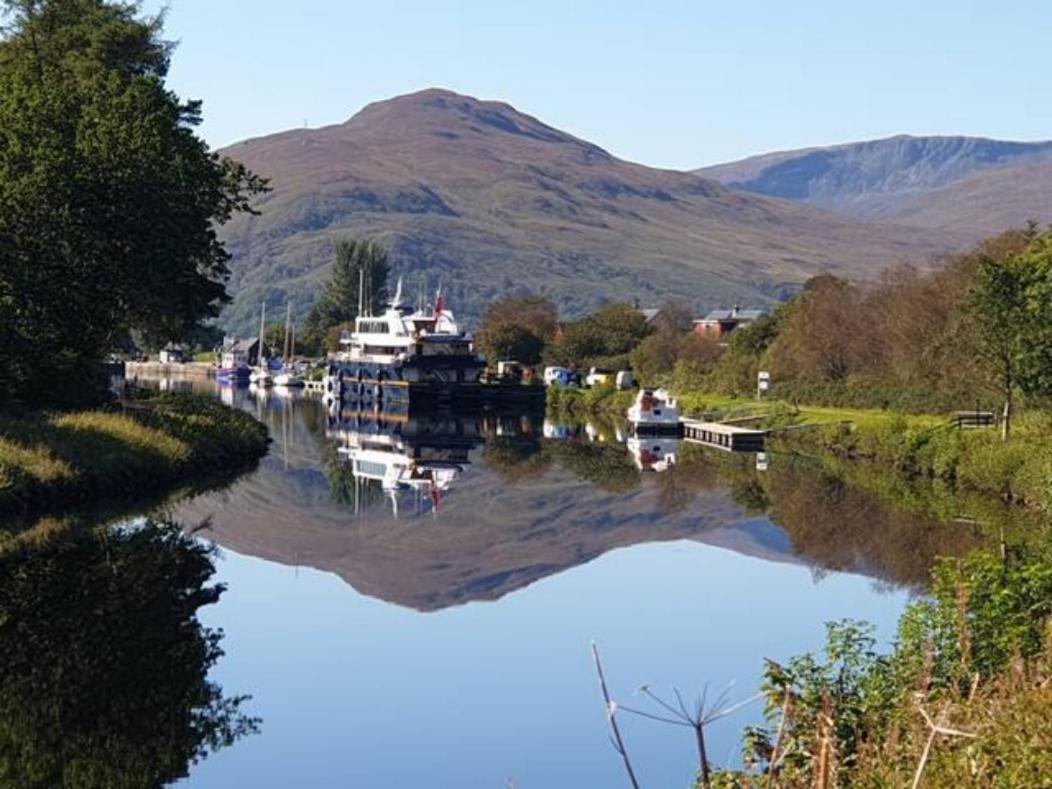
[[283, 302, 292, 361], [358, 265, 365, 319], [257, 300, 267, 369]]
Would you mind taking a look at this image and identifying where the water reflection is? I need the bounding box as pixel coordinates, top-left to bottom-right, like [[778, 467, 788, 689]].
[[162, 388, 1013, 610], [626, 436, 679, 472], [0, 518, 258, 787], [326, 411, 482, 517], [13, 377, 1031, 787]]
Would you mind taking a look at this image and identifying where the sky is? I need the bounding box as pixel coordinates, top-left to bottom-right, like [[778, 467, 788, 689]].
[[152, 0, 1052, 169]]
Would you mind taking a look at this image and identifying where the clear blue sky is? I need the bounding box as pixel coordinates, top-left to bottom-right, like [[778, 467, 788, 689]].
[[153, 0, 1052, 169]]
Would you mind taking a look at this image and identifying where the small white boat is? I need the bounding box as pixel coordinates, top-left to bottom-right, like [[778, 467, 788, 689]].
[[273, 302, 305, 388], [250, 301, 273, 386], [249, 368, 273, 386], [273, 371, 304, 388], [627, 388, 681, 435]]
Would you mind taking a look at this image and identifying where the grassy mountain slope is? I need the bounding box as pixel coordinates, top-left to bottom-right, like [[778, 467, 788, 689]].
[[699, 135, 1052, 238], [216, 89, 949, 335]]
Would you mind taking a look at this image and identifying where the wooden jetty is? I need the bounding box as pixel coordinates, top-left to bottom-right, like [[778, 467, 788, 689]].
[[681, 419, 766, 452]]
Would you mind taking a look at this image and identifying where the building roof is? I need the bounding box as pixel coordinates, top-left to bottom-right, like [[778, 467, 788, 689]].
[[637, 307, 662, 324], [695, 308, 766, 324], [223, 337, 258, 353]]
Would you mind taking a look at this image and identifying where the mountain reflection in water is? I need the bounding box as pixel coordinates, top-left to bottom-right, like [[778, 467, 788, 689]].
[[2, 379, 1023, 788], [172, 388, 994, 612]]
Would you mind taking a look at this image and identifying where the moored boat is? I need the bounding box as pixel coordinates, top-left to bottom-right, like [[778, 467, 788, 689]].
[[250, 301, 273, 386], [627, 388, 682, 436], [323, 280, 486, 407], [216, 350, 250, 384], [273, 302, 305, 388]]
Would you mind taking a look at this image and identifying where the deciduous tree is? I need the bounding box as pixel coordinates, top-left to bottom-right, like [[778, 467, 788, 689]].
[[475, 294, 557, 365], [0, 0, 267, 407]]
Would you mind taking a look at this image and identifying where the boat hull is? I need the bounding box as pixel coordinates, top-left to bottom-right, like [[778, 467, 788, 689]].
[[216, 366, 250, 384], [629, 422, 684, 437], [324, 357, 541, 411]]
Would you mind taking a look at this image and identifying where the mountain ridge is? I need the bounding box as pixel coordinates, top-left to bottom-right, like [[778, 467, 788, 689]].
[[698, 134, 1052, 236], [215, 89, 953, 335]]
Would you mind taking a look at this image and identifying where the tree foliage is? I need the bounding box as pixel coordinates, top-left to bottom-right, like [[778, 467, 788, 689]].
[[303, 239, 390, 352], [697, 227, 1052, 416], [0, 0, 267, 408], [737, 548, 1052, 786], [474, 294, 557, 365], [545, 302, 650, 369], [0, 519, 259, 787], [629, 326, 721, 386]]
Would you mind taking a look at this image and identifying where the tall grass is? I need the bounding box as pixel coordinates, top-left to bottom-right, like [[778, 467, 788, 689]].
[[0, 394, 268, 517]]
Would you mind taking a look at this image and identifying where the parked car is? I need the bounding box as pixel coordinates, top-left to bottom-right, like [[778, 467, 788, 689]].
[[544, 366, 574, 387]]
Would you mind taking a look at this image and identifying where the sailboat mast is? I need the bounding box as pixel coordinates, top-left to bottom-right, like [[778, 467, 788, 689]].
[[358, 265, 365, 319], [258, 301, 267, 368], [284, 302, 292, 361]]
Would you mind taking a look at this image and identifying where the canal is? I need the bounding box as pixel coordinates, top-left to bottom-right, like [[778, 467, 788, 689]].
[[3, 381, 998, 787]]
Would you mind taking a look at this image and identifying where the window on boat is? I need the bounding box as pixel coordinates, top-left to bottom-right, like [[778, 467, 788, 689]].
[[654, 409, 662, 415], [354, 460, 388, 477], [358, 320, 391, 334]]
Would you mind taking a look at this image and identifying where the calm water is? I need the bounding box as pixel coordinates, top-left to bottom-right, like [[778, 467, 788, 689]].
[[4, 380, 995, 788]]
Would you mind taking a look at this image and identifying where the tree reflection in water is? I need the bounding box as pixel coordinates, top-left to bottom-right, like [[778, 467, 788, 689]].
[[0, 519, 258, 788], [316, 407, 1012, 591]]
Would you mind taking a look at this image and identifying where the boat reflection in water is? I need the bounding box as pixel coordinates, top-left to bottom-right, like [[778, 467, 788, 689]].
[[161, 386, 1008, 608], [327, 410, 477, 517], [325, 407, 539, 518], [545, 417, 680, 473], [626, 436, 679, 472]]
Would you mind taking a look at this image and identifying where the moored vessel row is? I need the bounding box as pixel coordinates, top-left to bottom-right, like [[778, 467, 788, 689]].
[[322, 280, 540, 410]]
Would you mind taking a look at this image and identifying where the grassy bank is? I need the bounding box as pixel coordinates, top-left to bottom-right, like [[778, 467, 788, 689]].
[[787, 410, 1052, 510], [547, 385, 1052, 511], [0, 393, 269, 518]]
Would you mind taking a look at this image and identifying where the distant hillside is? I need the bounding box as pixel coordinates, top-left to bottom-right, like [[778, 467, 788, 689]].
[[699, 135, 1052, 239], [216, 89, 949, 335]]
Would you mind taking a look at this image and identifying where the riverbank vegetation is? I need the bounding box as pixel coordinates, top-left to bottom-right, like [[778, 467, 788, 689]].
[[538, 226, 1052, 515], [706, 546, 1052, 786], [0, 2, 273, 517], [592, 536, 1052, 786], [0, 393, 268, 520]]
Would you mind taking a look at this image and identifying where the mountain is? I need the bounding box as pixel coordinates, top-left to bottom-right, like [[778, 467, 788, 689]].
[[698, 135, 1052, 239], [216, 89, 950, 335]]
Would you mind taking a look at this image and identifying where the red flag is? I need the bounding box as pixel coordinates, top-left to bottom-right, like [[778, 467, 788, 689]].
[[434, 285, 444, 318]]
